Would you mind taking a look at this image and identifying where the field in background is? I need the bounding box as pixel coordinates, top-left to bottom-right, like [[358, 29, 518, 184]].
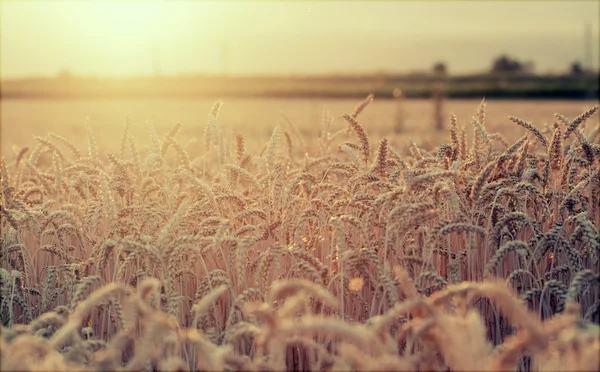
[[2, 73, 599, 100], [2, 98, 598, 160]]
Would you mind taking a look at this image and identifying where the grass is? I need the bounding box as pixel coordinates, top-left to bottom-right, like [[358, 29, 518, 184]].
[[0, 97, 599, 371]]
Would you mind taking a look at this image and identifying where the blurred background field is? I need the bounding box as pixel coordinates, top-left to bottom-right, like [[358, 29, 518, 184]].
[[2, 97, 598, 161], [2, 72, 598, 100]]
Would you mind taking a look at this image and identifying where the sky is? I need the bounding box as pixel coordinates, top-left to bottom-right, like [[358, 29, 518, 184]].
[[1, 0, 599, 78]]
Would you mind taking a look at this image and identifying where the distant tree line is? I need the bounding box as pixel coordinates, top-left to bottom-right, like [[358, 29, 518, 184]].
[[490, 55, 534, 74], [431, 54, 593, 76]]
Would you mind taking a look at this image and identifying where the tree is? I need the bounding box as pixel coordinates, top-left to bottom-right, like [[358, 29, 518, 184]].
[[433, 61, 447, 76], [570, 61, 584, 75], [491, 55, 533, 74]]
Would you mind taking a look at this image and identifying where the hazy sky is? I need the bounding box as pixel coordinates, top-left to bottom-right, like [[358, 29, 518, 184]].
[[1, 1, 598, 78]]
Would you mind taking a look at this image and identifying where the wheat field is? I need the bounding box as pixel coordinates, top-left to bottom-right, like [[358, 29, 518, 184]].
[[0, 97, 599, 371]]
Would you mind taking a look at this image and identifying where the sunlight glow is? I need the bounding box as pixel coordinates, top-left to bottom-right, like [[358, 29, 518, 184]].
[[87, 2, 166, 43], [1, 1, 598, 77]]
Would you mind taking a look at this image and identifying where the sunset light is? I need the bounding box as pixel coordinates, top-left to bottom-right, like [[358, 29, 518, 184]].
[[1, 2, 599, 371], [83, 1, 166, 44], [1, 1, 598, 78]]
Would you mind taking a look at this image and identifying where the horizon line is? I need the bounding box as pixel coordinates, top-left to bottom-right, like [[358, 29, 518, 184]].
[[4, 69, 600, 82]]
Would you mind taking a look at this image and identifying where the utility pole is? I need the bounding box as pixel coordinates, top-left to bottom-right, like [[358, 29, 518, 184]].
[[584, 23, 592, 72], [152, 41, 161, 77], [220, 42, 230, 77]]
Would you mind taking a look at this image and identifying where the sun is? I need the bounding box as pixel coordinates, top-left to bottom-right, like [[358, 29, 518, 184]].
[[68, 0, 179, 76]]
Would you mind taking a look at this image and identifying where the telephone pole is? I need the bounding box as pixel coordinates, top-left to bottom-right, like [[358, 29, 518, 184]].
[[220, 42, 230, 77], [152, 41, 161, 77], [584, 23, 592, 72]]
